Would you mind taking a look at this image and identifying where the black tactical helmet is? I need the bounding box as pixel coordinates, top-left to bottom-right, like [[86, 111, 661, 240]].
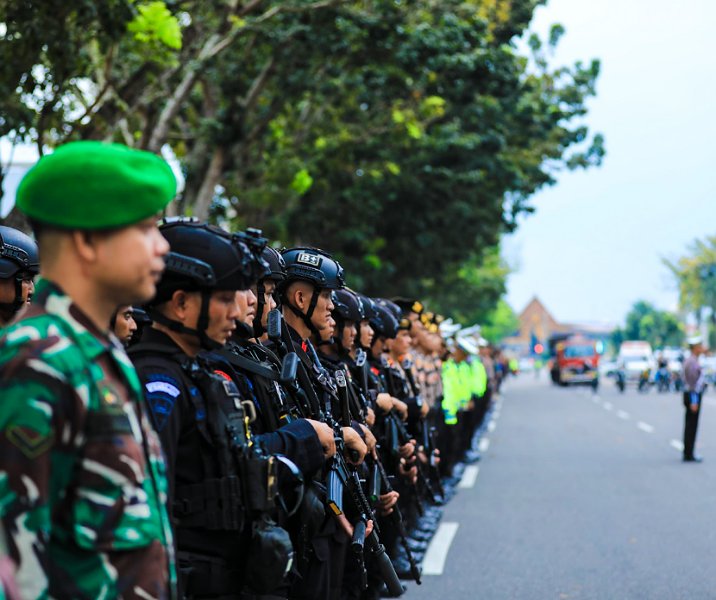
[[151, 218, 259, 305], [233, 227, 272, 283], [369, 302, 399, 339], [252, 246, 286, 337], [332, 288, 364, 323], [0, 225, 39, 279], [356, 293, 378, 322], [0, 225, 39, 316], [280, 247, 345, 291], [148, 218, 265, 349], [376, 298, 400, 320], [392, 297, 424, 318], [376, 298, 410, 331], [279, 247, 345, 337], [261, 246, 286, 282]]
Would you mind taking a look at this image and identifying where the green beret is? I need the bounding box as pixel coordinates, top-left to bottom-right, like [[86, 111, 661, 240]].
[[16, 141, 177, 229]]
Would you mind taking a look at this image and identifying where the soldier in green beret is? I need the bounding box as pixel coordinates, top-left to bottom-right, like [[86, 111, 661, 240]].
[[0, 141, 178, 599]]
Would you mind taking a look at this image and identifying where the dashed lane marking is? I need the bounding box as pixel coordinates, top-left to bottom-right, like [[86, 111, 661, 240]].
[[478, 438, 490, 453], [637, 422, 654, 433], [617, 410, 630, 420], [458, 465, 480, 489], [592, 396, 600, 404], [670, 439, 685, 452], [488, 420, 496, 432], [603, 401, 613, 411], [422, 522, 460, 576]]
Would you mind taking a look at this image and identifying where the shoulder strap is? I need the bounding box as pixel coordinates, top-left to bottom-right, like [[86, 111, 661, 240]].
[[216, 348, 280, 382]]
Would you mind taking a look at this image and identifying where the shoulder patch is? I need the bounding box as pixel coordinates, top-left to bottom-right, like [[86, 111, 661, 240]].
[[6, 425, 54, 459], [144, 373, 181, 431]]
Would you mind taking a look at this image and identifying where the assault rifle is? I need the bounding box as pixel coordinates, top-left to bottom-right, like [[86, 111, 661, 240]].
[[346, 355, 423, 585], [382, 360, 442, 506], [266, 310, 404, 596]]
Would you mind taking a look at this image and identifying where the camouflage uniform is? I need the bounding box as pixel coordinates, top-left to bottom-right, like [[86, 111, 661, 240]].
[[0, 278, 176, 600]]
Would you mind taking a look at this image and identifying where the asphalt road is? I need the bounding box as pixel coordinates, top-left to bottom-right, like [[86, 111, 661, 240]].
[[405, 373, 716, 600]]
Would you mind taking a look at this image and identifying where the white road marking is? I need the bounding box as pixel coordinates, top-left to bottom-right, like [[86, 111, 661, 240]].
[[458, 465, 480, 489], [487, 420, 496, 432], [670, 439, 685, 452], [637, 422, 654, 433], [478, 438, 490, 453], [617, 410, 630, 420], [422, 522, 460, 576], [492, 411, 501, 420], [592, 396, 600, 404], [603, 402, 613, 411], [593, 394, 601, 400]]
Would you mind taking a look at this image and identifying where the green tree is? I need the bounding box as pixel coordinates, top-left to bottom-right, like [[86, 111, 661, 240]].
[[481, 299, 520, 343], [1, 0, 604, 308], [620, 300, 684, 349], [664, 235, 716, 335], [422, 247, 512, 325]]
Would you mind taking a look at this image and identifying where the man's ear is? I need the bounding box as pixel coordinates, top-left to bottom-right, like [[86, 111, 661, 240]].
[[169, 290, 190, 322], [71, 230, 100, 264], [290, 283, 306, 310]]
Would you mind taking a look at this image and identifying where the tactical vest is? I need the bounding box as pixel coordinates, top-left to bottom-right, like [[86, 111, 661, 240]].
[[130, 341, 293, 595]]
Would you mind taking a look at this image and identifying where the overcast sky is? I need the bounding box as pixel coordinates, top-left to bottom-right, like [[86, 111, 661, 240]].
[[504, 0, 716, 326]]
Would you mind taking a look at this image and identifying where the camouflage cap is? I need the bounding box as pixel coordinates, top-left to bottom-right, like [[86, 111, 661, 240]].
[[16, 141, 176, 229]]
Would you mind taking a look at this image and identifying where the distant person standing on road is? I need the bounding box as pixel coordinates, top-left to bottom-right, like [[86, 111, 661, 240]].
[[682, 337, 706, 462]]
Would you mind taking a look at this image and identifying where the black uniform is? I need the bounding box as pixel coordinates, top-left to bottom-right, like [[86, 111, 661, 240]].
[[131, 328, 315, 598], [264, 323, 351, 600]]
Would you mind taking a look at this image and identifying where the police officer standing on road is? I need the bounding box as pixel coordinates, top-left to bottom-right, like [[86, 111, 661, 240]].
[[0, 141, 177, 599], [220, 243, 336, 473], [0, 225, 39, 327], [130, 219, 298, 599], [682, 336, 706, 463], [274, 247, 368, 600]]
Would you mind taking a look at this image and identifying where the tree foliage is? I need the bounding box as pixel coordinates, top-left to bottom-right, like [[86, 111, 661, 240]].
[[664, 235, 716, 322], [0, 0, 605, 319], [481, 299, 520, 343], [612, 300, 684, 350]]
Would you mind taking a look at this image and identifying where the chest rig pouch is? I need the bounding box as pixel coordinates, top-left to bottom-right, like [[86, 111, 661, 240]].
[[186, 354, 295, 593]]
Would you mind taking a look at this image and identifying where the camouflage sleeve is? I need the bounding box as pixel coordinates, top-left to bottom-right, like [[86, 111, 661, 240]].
[[0, 350, 81, 598]]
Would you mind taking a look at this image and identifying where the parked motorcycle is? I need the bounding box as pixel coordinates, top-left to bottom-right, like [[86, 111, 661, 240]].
[[654, 366, 671, 392], [638, 369, 651, 392], [615, 369, 626, 392]]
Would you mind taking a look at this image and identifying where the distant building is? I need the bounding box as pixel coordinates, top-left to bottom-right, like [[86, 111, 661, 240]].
[[502, 296, 614, 356]]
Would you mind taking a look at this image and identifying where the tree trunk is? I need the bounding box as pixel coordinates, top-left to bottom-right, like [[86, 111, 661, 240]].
[[193, 147, 225, 221]]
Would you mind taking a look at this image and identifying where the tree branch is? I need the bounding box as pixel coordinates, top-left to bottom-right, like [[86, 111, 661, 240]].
[[147, 0, 347, 152]]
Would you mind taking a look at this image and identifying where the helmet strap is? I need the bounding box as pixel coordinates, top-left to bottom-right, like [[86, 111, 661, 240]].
[[147, 289, 222, 351], [0, 274, 27, 318], [285, 285, 321, 339], [196, 289, 221, 350], [333, 317, 350, 357], [253, 279, 266, 337]]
